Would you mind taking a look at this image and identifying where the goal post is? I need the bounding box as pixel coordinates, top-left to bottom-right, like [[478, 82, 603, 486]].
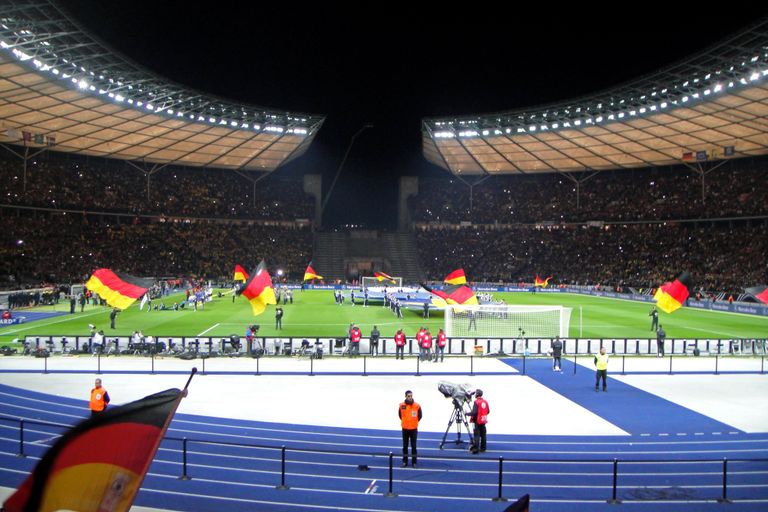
[[444, 304, 572, 338], [361, 276, 403, 289]]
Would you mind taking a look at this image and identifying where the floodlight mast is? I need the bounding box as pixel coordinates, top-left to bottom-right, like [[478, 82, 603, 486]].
[[320, 124, 373, 225]]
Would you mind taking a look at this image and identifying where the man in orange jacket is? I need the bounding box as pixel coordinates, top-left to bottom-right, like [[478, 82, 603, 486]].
[[90, 378, 111, 416], [398, 390, 422, 467]]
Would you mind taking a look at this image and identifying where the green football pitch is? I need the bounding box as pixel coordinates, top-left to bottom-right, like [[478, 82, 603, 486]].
[[2, 290, 766, 344]]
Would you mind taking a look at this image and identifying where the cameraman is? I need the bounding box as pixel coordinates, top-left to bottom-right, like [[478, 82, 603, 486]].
[[468, 389, 490, 454], [398, 390, 422, 468]]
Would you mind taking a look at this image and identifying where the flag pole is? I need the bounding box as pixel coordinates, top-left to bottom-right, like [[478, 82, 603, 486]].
[[183, 367, 198, 394]]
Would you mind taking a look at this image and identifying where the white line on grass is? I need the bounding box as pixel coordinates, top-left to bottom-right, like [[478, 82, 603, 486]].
[[0, 309, 104, 336], [197, 323, 220, 336]]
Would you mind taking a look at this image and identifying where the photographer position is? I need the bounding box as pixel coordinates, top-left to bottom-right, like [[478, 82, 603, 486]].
[[468, 389, 490, 454]]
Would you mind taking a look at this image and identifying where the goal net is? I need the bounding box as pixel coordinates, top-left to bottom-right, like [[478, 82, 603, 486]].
[[361, 276, 403, 289], [444, 304, 571, 338]]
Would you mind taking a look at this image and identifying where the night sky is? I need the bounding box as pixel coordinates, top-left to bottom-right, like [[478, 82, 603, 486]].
[[59, 2, 767, 228]]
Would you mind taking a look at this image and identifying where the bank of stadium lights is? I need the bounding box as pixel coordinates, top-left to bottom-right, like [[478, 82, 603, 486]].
[[0, 41, 313, 136]]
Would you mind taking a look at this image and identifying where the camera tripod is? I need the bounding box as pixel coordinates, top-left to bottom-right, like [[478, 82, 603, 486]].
[[439, 398, 474, 450]]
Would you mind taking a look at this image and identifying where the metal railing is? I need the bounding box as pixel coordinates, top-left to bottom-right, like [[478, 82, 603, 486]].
[[2, 416, 766, 504]]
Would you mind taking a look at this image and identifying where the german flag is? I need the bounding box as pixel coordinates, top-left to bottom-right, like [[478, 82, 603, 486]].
[[374, 271, 397, 284], [303, 262, 323, 281], [653, 271, 693, 314], [233, 264, 249, 283], [3, 388, 185, 512], [422, 283, 478, 307], [745, 285, 768, 305], [534, 275, 552, 288], [238, 260, 277, 316], [85, 269, 152, 310], [443, 268, 467, 285]]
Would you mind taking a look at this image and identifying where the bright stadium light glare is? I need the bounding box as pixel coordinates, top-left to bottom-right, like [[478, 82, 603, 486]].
[[115, 95, 124, 102], [660, 102, 668, 108], [208, 117, 216, 123], [0, 41, 8, 49], [573, 120, 581, 126], [551, 123, 559, 129], [608, 114, 615, 120], [77, 79, 88, 89], [617, 113, 624, 119], [481, 130, 489, 136], [750, 72, 759, 81]]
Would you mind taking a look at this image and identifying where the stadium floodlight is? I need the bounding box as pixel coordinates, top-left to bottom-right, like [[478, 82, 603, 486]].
[[77, 79, 88, 89]]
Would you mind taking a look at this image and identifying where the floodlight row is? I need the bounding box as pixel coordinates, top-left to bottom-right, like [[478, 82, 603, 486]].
[[432, 53, 768, 138], [0, 27, 312, 137]]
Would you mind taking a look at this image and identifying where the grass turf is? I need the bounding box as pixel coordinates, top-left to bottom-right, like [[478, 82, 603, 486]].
[[1, 290, 766, 345]]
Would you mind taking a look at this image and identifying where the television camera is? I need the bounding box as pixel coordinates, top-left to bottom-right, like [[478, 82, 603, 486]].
[[437, 381, 475, 449], [438, 381, 475, 407]]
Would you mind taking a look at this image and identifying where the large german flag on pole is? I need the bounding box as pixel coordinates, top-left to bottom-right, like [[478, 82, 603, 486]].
[[443, 268, 467, 285], [3, 371, 195, 512], [303, 262, 323, 281], [422, 283, 479, 308], [745, 285, 768, 305], [85, 269, 152, 310], [238, 260, 277, 316], [233, 264, 249, 283], [653, 271, 693, 314], [374, 271, 397, 284]]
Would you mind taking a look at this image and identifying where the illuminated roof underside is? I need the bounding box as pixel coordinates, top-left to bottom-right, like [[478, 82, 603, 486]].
[[423, 20, 768, 175], [0, 1, 324, 171]]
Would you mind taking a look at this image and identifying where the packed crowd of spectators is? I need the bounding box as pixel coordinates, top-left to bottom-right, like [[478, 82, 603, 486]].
[[0, 214, 312, 286], [0, 152, 314, 221], [415, 221, 767, 293], [410, 157, 768, 224]]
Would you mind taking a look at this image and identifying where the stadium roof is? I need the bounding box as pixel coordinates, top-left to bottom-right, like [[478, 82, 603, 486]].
[[423, 19, 768, 176], [0, 0, 325, 171]]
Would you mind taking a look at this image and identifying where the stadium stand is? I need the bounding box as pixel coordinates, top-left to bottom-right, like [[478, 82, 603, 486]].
[[415, 221, 767, 293], [0, 152, 314, 221], [0, 213, 312, 286], [409, 156, 768, 225]]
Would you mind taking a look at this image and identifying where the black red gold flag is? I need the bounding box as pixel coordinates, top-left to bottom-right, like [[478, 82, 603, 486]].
[[443, 268, 467, 285], [85, 269, 152, 310], [4, 388, 185, 512], [303, 262, 323, 281], [238, 260, 277, 316], [745, 285, 768, 305], [653, 271, 693, 314], [233, 264, 249, 282]]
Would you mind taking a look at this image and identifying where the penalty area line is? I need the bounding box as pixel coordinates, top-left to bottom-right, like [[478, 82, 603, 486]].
[[197, 323, 221, 336]]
